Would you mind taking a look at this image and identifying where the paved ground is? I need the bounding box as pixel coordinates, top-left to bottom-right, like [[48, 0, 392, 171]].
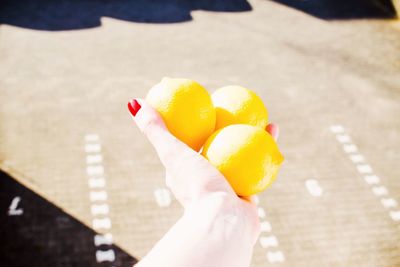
[[1, 0, 400, 266]]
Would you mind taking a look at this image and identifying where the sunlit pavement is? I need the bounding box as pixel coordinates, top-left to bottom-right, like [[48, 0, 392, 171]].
[[1, 0, 399, 266]]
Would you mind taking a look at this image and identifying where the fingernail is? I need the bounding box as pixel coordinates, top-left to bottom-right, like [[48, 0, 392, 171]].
[[128, 99, 141, 117], [266, 123, 279, 141]]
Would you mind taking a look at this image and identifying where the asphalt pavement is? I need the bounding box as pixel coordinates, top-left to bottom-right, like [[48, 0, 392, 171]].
[[1, 0, 400, 266]]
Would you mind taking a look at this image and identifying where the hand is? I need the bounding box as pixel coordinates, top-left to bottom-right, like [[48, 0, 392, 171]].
[[128, 99, 279, 267]]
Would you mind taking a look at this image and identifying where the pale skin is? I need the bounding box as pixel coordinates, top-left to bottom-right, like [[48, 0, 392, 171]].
[[129, 99, 279, 267]]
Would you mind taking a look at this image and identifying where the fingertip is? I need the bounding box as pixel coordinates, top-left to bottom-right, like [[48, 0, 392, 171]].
[[128, 98, 169, 141], [127, 99, 142, 117], [266, 123, 279, 141]]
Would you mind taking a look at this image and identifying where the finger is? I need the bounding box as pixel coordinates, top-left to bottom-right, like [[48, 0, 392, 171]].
[[266, 123, 279, 141], [128, 98, 235, 205]]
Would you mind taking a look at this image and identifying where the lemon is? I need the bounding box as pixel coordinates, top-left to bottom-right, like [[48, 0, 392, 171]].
[[212, 86, 268, 130], [202, 124, 283, 196], [146, 77, 216, 151]]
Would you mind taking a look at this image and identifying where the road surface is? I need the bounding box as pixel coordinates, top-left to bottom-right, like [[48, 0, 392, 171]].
[[1, 0, 400, 266]]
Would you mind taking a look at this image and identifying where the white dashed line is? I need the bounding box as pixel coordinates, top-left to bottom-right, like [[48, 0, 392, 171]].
[[330, 125, 345, 134], [256, 199, 285, 264], [92, 218, 112, 230], [389, 211, 400, 221], [381, 198, 398, 208], [364, 175, 380, 185], [336, 134, 351, 143], [349, 154, 364, 163], [85, 143, 101, 153], [356, 164, 372, 174], [90, 191, 108, 202], [86, 154, 103, 164], [342, 144, 358, 154], [305, 179, 323, 197], [330, 125, 399, 224], [91, 204, 110, 215], [96, 249, 116, 262], [260, 235, 279, 248], [88, 178, 106, 188], [260, 221, 272, 232], [257, 207, 266, 218], [154, 188, 172, 207], [267, 251, 285, 263], [87, 165, 105, 176], [85, 134, 116, 264], [372, 186, 388, 196], [94, 233, 113, 246]]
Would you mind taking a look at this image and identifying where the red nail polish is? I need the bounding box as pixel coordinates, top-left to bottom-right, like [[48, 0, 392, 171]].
[[266, 123, 279, 141], [266, 124, 274, 134], [128, 99, 141, 116]]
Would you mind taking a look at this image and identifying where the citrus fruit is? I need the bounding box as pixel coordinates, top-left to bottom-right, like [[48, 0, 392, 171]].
[[146, 77, 216, 151], [211, 85, 268, 130], [201, 124, 283, 196]]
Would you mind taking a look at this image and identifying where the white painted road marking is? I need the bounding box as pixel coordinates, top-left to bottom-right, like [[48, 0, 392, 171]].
[[260, 236, 279, 248], [343, 144, 358, 154], [363, 175, 380, 185], [305, 179, 323, 197], [349, 154, 364, 163], [267, 251, 285, 263], [372, 186, 388, 196], [381, 198, 398, 208], [87, 165, 105, 176], [256, 198, 285, 264], [96, 249, 116, 262], [260, 221, 272, 232], [92, 218, 112, 230], [330, 125, 345, 133], [94, 233, 113, 246], [154, 188, 172, 207], [87, 154, 103, 164], [356, 164, 372, 174], [88, 178, 106, 188], [331, 125, 399, 223], [90, 191, 108, 202], [8, 196, 23, 216], [91, 204, 110, 215], [389, 211, 400, 221], [336, 134, 351, 143], [85, 143, 101, 153], [85, 135, 115, 263], [257, 207, 266, 218]]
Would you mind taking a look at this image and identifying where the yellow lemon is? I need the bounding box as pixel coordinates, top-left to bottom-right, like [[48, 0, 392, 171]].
[[202, 124, 283, 196], [212, 86, 268, 130], [146, 77, 216, 151]]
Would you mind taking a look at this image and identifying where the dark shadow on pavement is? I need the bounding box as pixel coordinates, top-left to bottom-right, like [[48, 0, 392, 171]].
[[0, 169, 138, 267], [0, 0, 252, 31], [269, 0, 397, 19]]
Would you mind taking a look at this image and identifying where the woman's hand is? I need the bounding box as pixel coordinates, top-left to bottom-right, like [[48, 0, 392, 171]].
[[128, 99, 279, 267]]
